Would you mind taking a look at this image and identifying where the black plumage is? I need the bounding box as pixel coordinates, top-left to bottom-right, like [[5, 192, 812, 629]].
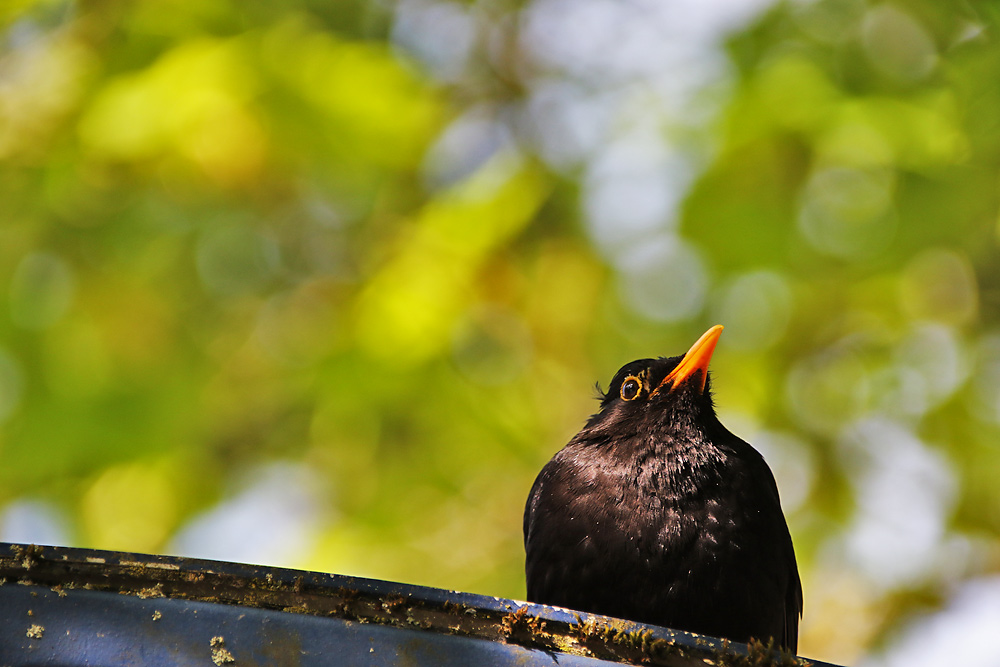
[[523, 326, 802, 650]]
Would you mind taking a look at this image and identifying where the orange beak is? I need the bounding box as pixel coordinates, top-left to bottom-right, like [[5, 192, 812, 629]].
[[652, 325, 724, 395]]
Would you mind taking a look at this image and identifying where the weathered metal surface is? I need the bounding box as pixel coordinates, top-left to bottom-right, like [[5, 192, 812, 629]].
[[0, 543, 840, 666]]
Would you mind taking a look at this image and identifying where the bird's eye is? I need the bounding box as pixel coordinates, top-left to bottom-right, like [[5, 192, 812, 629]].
[[620, 376, 642, 401]]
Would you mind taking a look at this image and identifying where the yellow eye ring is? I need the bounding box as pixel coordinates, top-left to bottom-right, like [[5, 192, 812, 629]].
[[620, 376, 642, 401]]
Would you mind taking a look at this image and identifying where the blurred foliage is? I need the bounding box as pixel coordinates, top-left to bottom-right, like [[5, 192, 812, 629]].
[[3, 0, 1000, 664]]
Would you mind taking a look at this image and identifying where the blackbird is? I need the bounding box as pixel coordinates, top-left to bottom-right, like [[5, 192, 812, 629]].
[[524, 325, 801, 650]]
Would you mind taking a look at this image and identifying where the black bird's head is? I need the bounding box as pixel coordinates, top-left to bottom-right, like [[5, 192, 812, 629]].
[[588, 325, 725, 437]]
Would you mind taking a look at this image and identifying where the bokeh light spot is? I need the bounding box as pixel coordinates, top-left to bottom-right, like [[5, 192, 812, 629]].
[[711, 270, 792, 350], [169, 462, 328, 568], [786, 344, 871, 435], [0, 499, 71, 546], [900, 249, 978, 325], [894, 322, 966, 407], [0, 30, 96, 160], [254, 283, 339, 368], [78, 38, 266, 185], [861, 5, 937, 83], [196, 224, 280, 297], [422, 107, 511, 189], [82, 462, 178, 553], [748, 430, 814, 513], [797, 167, 896, 260], [617, 236, 708, 323], [584, 134, 690, 260], [392, 0, 476, 81], [837, 418, 956, 590]]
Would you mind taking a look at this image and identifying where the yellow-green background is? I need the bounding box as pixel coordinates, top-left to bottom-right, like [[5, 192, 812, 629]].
[[3, 1, 1000, 664]]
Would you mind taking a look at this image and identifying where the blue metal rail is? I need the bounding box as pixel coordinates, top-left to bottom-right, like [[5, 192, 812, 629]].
[[0, 543, 839, 666]]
